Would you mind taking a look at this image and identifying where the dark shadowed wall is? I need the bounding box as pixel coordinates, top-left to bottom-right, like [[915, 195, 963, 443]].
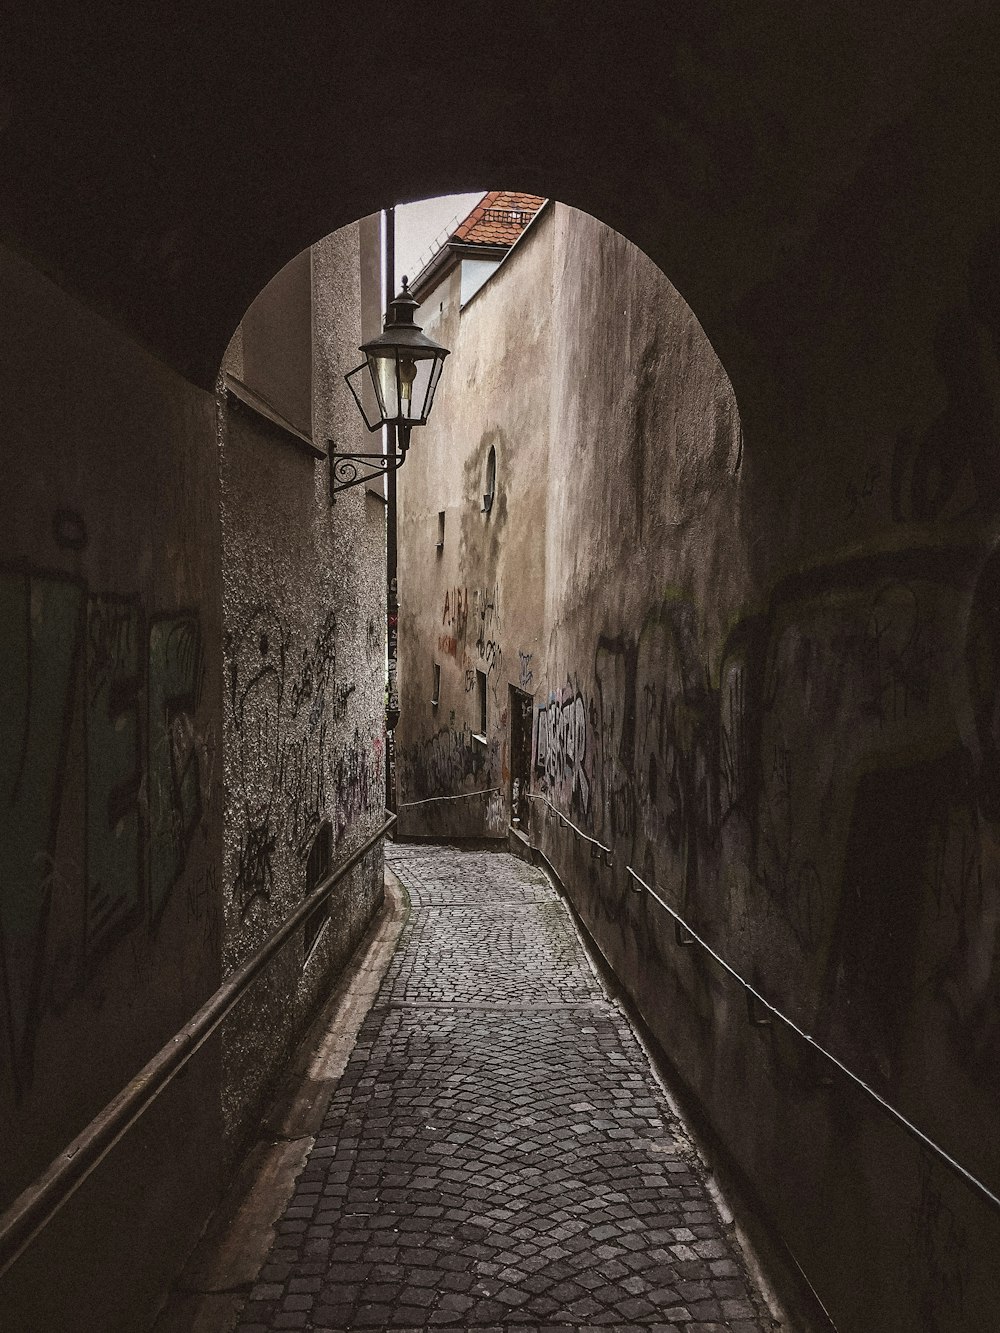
[[0, 244, 224, 1331], [540, 209, 1000, 1333]]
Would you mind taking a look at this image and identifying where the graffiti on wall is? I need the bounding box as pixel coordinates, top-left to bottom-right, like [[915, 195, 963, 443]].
[[85, 595, 143, 952], [910, 1156, 972, 1328], [474, 584, 502, 697], [0, 566, 208, 1100], [485, 789, 506, 835], [387, 576, 399, 720], [481, 636, 504, 701], [536, 544, 1000, 1096], [398, 717, 504, 837], [534, 681, 591, 817], [334, 727, 380, 845], [404, 581, 508, 827], [228, 605, 380, 918], [518, 650, 534, 690], [438, 583, 504, 691], [442, 585, 470, 637], [401, 723, 492, 796], [148, 613, 205, 920]]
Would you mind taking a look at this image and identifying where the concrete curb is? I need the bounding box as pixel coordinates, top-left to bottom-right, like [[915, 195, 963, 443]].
[[149, 867, 408, 1333]]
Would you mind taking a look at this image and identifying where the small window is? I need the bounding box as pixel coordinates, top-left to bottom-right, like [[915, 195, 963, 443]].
[[436, 510, 445, 549], [476, 669, 487, 738], [432, 662, 441, 708], [303, 821, 332, 960], [482, 445, 497, 514]]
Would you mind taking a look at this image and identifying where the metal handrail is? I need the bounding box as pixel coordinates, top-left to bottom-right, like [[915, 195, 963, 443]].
[[398, 787, 500, 810], [526, 792, 613, 863], [0, 812, 397, 1279], [626, 865, 1000, 1216]]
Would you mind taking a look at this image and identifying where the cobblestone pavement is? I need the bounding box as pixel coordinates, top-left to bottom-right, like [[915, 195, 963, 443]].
[[235, 844, 774, 1333]]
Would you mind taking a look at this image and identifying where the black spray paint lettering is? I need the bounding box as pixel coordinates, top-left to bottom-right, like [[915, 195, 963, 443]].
[[534, 685, 590, 816]]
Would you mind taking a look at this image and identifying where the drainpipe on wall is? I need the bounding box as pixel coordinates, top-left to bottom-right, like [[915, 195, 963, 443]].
[[385, 205, 400, 813]]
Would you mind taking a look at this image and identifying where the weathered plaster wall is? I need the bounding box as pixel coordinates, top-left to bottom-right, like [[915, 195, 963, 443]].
[[396, 209, 553, 838], [535, 213, 1000, 1330], [0, 244, 224, 1331], [240, 247, 314, 438], [218, 223, 386, 1164], [397, 202, 1000, 1329]]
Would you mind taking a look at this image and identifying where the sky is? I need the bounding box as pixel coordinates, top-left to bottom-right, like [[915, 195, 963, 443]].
[[393, 193, 485, 292]]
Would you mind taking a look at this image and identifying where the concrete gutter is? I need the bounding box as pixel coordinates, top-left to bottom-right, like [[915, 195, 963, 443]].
[[150, 867, 408, 1333]]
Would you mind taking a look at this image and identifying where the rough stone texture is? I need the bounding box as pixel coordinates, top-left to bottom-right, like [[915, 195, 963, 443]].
[[219, 222, 387, 1167], [233, 844, 772, 1332]]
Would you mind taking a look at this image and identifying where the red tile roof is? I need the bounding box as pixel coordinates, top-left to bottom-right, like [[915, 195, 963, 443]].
[[452, 190, 547, 247]]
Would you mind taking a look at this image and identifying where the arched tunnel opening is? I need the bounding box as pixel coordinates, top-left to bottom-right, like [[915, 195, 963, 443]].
[[3, 176, 999, 1333], [3, 7, 1000, 1331]]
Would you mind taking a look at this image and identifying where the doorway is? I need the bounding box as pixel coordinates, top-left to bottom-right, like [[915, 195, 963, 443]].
[[509, 684, 533, 828]]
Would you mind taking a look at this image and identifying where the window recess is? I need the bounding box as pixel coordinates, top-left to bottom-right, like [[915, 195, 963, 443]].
[[475, 669, 488, 740]]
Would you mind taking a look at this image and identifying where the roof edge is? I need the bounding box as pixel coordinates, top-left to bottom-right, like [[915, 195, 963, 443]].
[[458, 198, 554, 315]]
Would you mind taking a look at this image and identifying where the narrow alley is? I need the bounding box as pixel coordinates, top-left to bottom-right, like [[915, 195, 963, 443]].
[[233, 844, 774, 1333]]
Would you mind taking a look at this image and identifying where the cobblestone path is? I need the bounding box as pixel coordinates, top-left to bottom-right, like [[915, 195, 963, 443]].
[[235, 844, 774, 1333]]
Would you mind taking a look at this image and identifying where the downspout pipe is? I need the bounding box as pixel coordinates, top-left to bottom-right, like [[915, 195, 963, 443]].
[[385, 205, 399, 812]]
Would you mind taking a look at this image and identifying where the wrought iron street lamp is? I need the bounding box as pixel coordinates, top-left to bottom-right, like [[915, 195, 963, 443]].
[[335, 277, 450, 494]]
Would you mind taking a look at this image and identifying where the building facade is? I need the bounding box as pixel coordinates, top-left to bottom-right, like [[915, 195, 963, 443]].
[[396, 193, 550, 840]]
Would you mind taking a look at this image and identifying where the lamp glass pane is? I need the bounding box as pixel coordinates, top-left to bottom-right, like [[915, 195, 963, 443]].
[[401, 356, 435, 424], [420, 354, 446, 421], [346, 362, 382, 431], [366, 346, 446, 426], [369, 350, 400, 421]]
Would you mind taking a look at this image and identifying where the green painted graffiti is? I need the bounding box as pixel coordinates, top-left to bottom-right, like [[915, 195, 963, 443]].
[[0, 568, 205, 1099], [0, 571, 84, 1094]]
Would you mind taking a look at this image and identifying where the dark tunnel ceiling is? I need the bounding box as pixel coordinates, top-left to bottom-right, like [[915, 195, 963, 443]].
[[2, 1, 1000, 393]]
